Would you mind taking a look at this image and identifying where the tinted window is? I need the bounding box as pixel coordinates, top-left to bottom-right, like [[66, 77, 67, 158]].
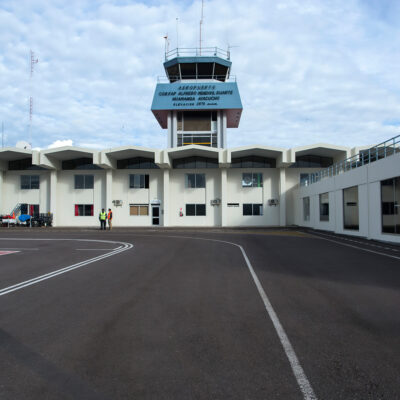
[[21, 175, 30, 189], [186, 204, 196, 216], [196, 204, 206, 216], [63, 158, 102, 170], [243, 204, 252, 216], [231, 156, 276, 168]]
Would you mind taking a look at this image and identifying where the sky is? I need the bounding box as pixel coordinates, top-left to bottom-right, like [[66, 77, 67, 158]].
[[1, 0, 400, 150]]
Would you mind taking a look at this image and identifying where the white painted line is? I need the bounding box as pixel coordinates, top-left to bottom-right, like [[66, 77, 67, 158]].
[[0, 248, 39, 251], [0, 239, 133, 297], [0, 251, 20, 256], [75, 248, 119, 251], [148, 234, 317, 400], [237, 244, 317, 400], [304, 232, 400, 261]]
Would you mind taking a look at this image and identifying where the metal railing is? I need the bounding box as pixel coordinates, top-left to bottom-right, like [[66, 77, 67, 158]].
[[302, 133, 400, 186], [165, 47, 230, 61], [157, 75, 236, 83]]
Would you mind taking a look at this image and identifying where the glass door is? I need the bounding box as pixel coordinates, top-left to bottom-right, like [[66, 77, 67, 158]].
[[152, 205, 160, 226]]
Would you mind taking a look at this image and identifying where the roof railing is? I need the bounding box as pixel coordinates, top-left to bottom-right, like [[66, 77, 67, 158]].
[[165, 47, 230, 61], [302, 133, 400, 186], [157, 75, 236, 83]]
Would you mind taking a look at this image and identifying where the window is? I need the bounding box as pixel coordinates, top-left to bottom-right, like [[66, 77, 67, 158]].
[[381, 177, 400, 234], [62, 158, 102, 170], [177, 111, 216, 132], [75, 175, 94, 189], [177, 133, 218, 147], [185, 173, 205, 188], [117, 157, 159, 169], [231, 156, 276, 168], [303, 197, 310, 221], [9, 158, 44, 171], [74, 204, 93, 216], [243, 204, 263, 216], [343, 186, 359, 230], [173, 156, 218, 169], [319, 193, 329, 221], [130, 204, 149, 216], [242, 173, 263, 188], [21, 175, 40, 189], [290, 155, 334, 168], [300, 173, 310, 186], [129, 174, 149, 189], [186, 204, 206, 216]]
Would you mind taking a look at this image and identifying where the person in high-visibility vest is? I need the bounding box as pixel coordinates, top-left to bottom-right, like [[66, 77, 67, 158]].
[[99, 208, 107, 230], [107, 208, 113, 230]]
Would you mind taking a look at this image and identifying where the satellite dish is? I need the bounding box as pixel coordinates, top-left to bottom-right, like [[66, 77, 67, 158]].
[[16, 141, 32, 150]]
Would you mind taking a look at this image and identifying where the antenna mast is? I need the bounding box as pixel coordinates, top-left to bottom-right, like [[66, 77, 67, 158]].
[[199, 0, 204, 55], [1, 121, 4, 148], [164, 34, 170, 59], [29, 50, 38, 146], [176, 18, 179, 51]]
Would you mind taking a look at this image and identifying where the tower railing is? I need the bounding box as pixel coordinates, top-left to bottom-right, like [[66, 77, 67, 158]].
[[165, 47, 230, 61], [301, 133, 400, 186], [157, 75, 236, 83]]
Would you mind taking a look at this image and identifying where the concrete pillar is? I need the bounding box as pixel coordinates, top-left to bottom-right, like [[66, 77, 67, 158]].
[[279, 168, 286, 226], [167, 112, 172, 148], [163, 169, 170, 226], [106, 169, 113, 210], [172, 111, 178, 148], [221, 168, 228, 226], [0, 171, 4, 214], [50, 170, 57, 227], [222, 111, 227, 149]]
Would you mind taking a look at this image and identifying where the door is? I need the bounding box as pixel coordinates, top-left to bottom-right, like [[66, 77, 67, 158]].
[[152, 205, 160, 226]]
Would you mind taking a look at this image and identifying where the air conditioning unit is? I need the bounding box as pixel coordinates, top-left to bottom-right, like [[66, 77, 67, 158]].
[[112, 200, 123, 206], [268, 199, 279, 206], [210, 198, 221, 206]]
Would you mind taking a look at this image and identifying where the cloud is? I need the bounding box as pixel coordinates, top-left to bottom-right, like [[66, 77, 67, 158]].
[[48, 139, 73, 148], [0, 0, 400, 151]]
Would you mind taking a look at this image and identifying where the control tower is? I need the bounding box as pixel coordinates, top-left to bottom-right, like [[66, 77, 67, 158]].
[[151, 47, 243, 149]]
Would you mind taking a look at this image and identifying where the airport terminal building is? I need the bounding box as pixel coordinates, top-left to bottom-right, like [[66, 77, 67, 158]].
[[1, 48, 399, 243]]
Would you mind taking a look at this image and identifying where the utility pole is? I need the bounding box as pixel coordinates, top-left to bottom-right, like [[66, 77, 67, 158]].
[[29, 50, 38, 146], [200, 0, 204, 55]]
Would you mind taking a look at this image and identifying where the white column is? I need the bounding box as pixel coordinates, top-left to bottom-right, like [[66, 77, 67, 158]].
[[50, 170, 57, 227], [172, 111, 178, 147], [163, 168, 170, 226], [222, 111, 227, 149], [0, 171, 4, 214], [279, 168, 286, 226], [167, 112, 172, 148], [106, 169, 113, 209], [221, 168, 228, 226]]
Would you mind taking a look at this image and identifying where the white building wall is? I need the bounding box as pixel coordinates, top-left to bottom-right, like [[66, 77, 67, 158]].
[[296, 152, 400, 243], [111, 169, 164, 227], [56, 170, 105, 227], [2, 170, 50, 215], [226, 168, 280, 226], [169, 169, 221, 226]]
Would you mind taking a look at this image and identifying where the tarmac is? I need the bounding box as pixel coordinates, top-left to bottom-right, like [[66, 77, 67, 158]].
[[0, 227, 399, 399]]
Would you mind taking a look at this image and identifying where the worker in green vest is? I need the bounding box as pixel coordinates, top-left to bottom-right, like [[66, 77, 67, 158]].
[[99, 208, 107, 230]]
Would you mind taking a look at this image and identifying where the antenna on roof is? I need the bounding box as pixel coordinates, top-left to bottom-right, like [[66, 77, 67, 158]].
[[176, 18, 179, 52], [29, 50, 39, 146], [163, 33, 170, 58], [199, 0, 204, 55], [1, 121, 4, 148]]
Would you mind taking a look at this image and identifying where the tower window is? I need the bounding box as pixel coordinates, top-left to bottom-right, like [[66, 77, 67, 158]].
[[177, 111, 216, 132]]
